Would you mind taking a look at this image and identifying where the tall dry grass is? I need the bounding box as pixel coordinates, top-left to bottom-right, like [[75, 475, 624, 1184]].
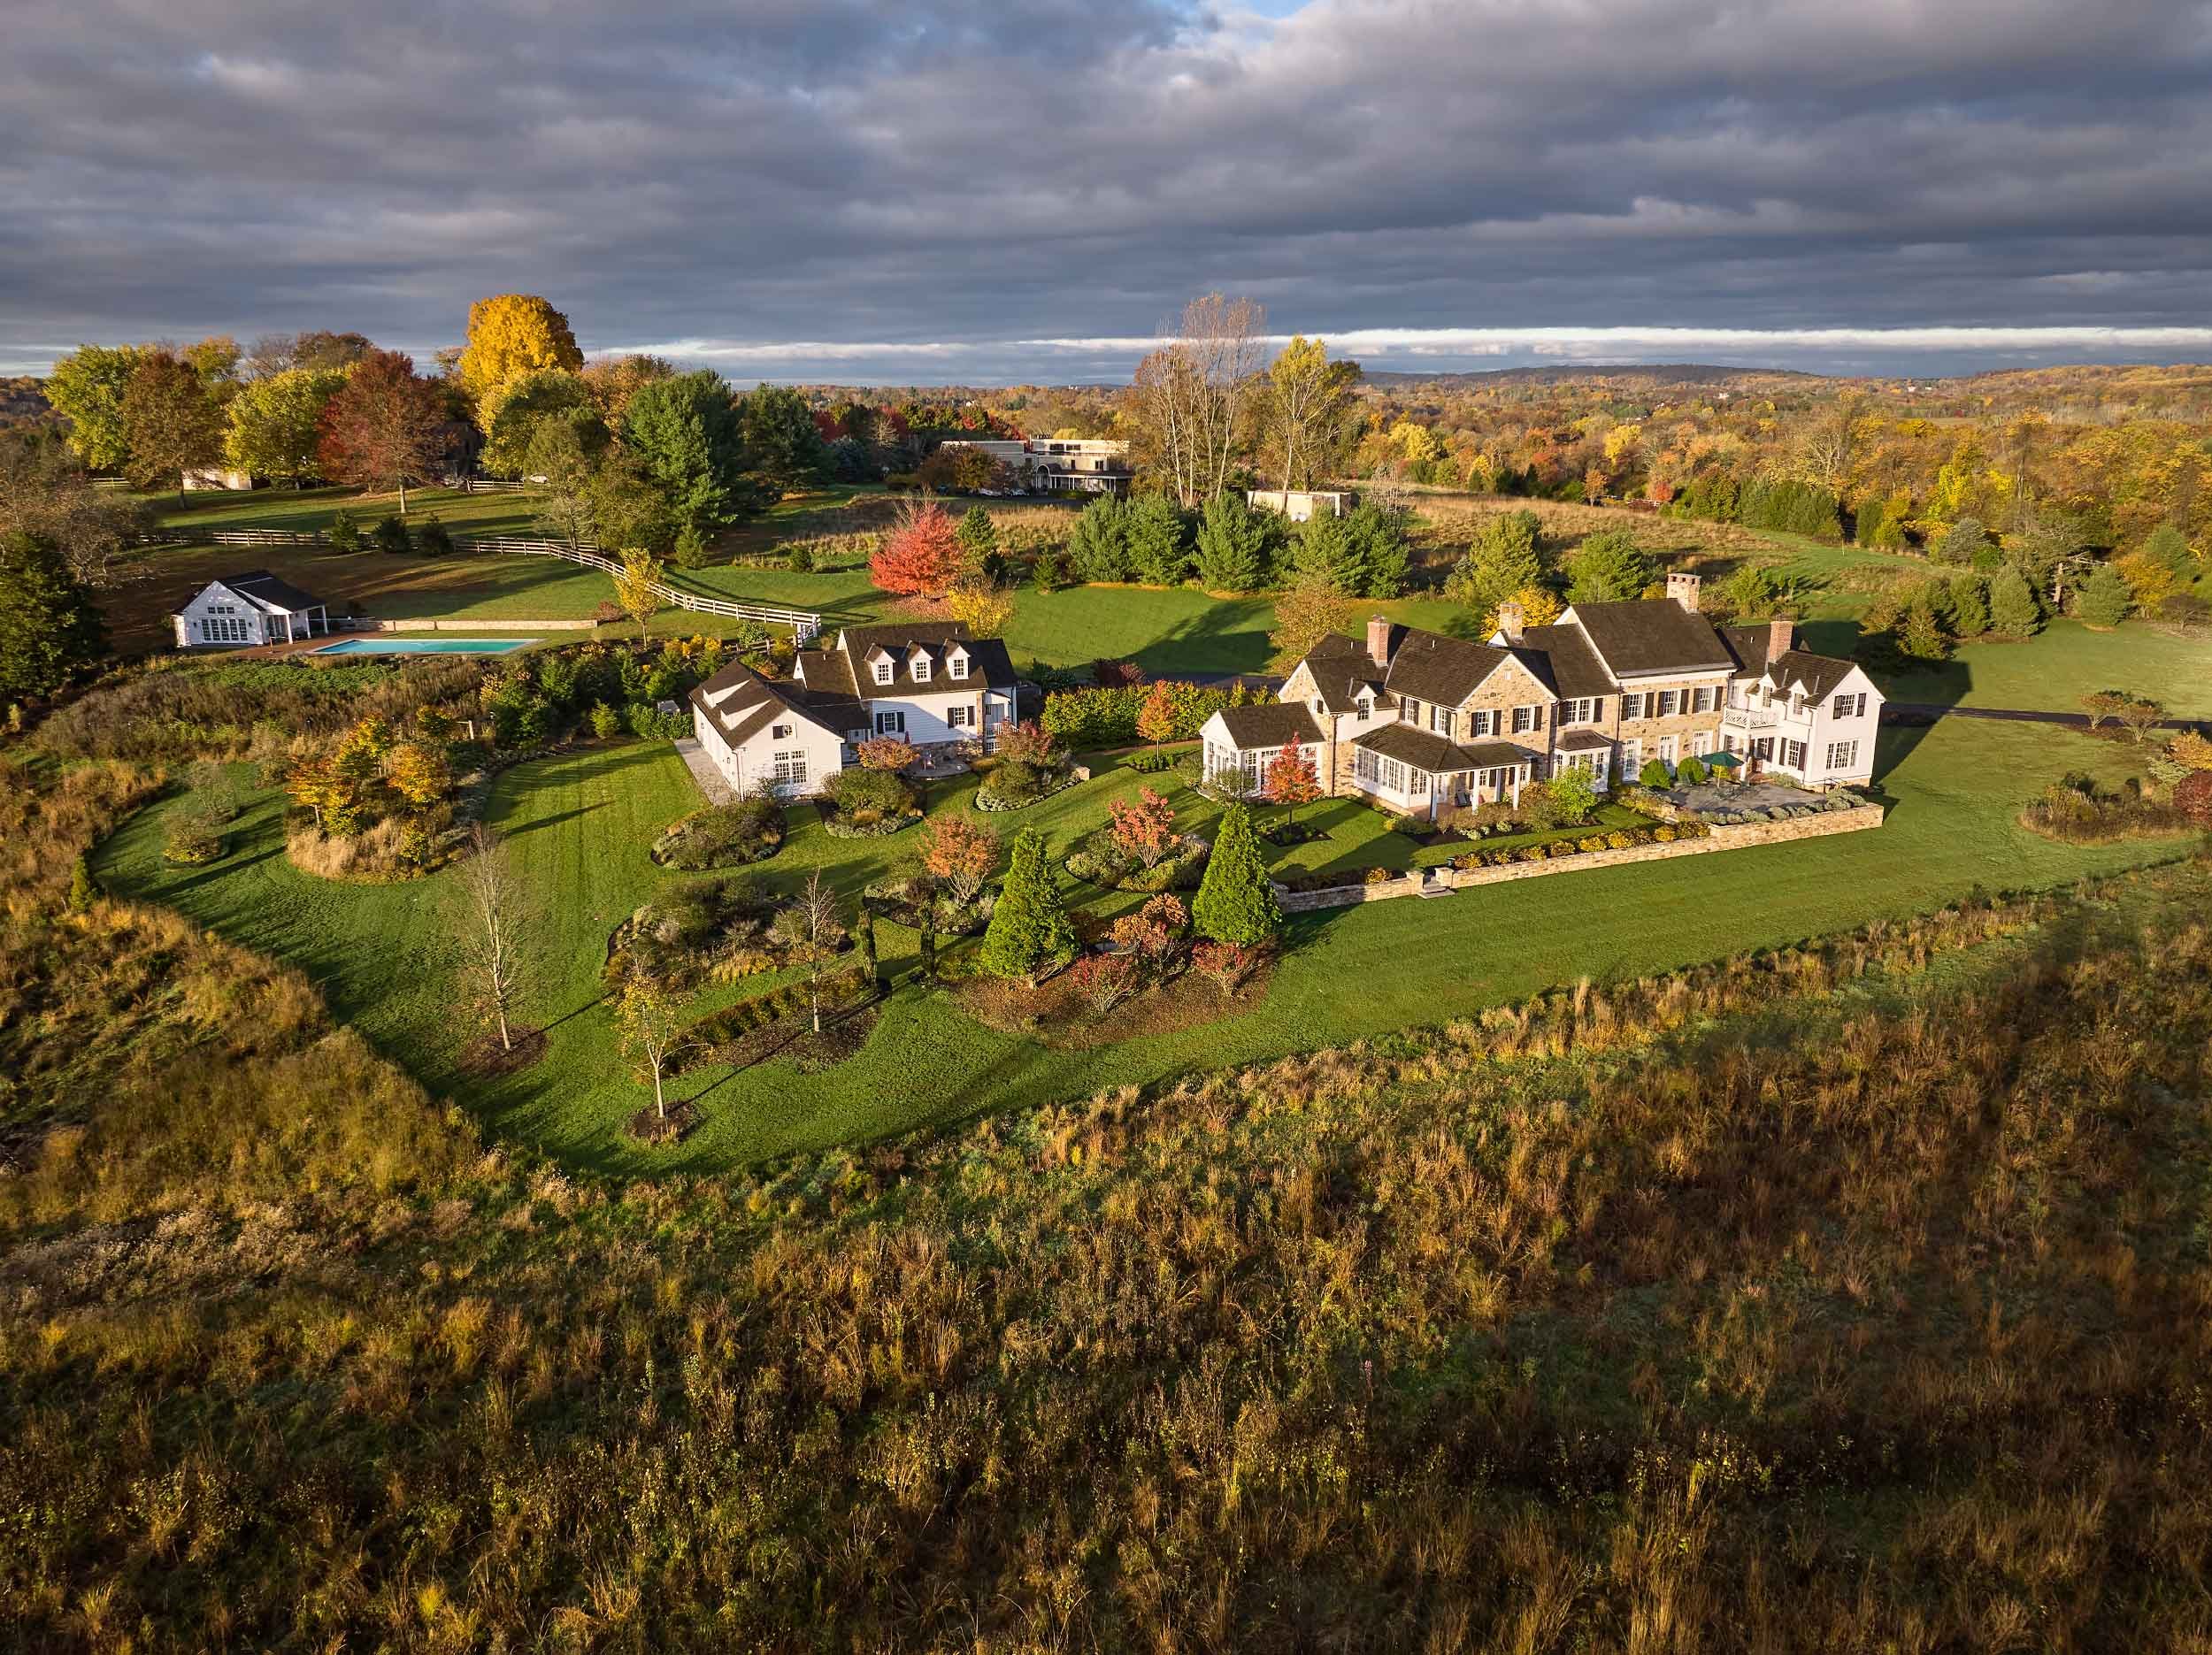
[[4, 747, 2210, 1652]]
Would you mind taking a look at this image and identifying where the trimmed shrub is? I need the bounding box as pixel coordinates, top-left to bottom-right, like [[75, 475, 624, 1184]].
[[1192, 802, 1281, 946]]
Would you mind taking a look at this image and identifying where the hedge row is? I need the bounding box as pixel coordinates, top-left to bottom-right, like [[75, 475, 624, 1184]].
[[1040, 679, 1263, 750]]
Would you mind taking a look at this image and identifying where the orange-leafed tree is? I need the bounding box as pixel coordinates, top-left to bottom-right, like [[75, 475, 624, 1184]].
[[868, 499, 964, 597], [1135, 679, 1176, 753], [920, 816, 999, 905], [1263, 739, 1321, 826], [1108, 785, 1177, 870]]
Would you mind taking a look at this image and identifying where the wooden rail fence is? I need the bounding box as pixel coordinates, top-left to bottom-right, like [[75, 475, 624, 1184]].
[[130, 529, 825, 640]]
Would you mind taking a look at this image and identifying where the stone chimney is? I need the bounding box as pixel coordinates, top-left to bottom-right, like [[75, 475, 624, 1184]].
[[1366, 615, 1392, 670], [1768, 615, 1796, 661], [1496, 600, 1525, 643], [1667, 571, 1702, 613]]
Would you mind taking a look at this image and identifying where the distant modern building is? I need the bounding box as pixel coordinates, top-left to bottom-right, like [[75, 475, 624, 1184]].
[[1248, 487, 1352, 521], [171, 571, 332, 647], [938, 436, 1132, 495]]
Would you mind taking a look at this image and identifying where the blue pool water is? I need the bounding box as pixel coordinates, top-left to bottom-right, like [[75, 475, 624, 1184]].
[[312, 637, 536, 655]]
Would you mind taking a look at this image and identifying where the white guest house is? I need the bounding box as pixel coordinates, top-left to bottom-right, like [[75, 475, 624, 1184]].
[[689, 621, 1022, 798], [170, 571, 333, 648]]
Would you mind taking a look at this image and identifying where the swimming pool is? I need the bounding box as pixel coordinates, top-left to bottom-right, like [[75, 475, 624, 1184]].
[[312, 637, 538, 655]]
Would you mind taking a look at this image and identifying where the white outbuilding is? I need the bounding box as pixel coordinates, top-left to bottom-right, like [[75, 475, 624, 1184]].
[[170, 571, 333, 648]]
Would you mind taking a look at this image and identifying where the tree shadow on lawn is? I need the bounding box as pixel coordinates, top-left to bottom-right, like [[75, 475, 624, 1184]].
[[503, 802, 603, 838], [1130, 598, 1275, 678]]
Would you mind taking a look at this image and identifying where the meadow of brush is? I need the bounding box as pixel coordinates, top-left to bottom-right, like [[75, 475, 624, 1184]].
[[4, 742, 2212, 1650]]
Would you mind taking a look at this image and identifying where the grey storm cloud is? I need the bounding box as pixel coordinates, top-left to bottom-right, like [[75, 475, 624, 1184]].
[[4, 0, 2211, 379]]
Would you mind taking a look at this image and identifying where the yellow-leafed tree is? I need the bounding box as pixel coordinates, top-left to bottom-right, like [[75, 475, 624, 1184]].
[[455, 295, 584, 422]]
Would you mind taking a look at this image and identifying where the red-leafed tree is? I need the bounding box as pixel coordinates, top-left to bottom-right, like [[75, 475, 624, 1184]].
[[1263, 739, 1321, 826], [854, 735, 919, 773], [868, 498, 964, 597], [317, 349, 447, 515], [1108, 785, 1177, 869]]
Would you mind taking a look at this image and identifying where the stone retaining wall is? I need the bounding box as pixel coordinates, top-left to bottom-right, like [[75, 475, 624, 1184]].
[[380, 617, 597, 632], [1276, 803, 1886, 912]]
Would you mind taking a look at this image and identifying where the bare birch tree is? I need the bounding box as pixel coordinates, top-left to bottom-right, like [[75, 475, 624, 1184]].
[[1127, 293, 1268, 508], [770, 871, 849, 1035], [457, 822, 531, 1052], [616, 969, 686, 1120]]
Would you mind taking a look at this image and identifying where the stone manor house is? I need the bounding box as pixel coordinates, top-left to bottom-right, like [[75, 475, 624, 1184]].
[[1200, 573, 1881, 820]]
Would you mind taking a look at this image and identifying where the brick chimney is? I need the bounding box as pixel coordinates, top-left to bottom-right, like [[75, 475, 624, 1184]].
[[1366, 615, 1392, 670], [1768, 615, 1796, 660], [1496, 600, 1525, 643], [1667, 571, 1702, 613]]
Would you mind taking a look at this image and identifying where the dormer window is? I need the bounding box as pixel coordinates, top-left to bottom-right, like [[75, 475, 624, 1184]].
[[948, 653, 969, 680], [873, 660, 895, 686], [912, 654, 932, 684]]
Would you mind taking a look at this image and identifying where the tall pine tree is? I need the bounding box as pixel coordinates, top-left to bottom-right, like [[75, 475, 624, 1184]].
[[1194, 493, 1270, 593]]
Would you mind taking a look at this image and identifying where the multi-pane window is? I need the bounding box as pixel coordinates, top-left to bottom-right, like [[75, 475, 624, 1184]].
[[912, 657, 932, 682], [1656, 690, 1680, 717], [1831, 692, 1865, 718], [1825, 740, 1857, 770], [1402, 697, 1423, 726], [948, 705, 973, 728], [949, 656, 968, 680], [772, 750, 807, 785], [1428, 703, 1452, 735], [1469, 709, 1497, 738], [1355, 749, 1408, 793], [873, 662, 894, 685], [1561, 697, 1601, 724], [1617, 739, 1641, 778], [1783, 739, 1808, 770], [875, 709, 905, 735], [1692, 686, 1716, 714], [1621, 693, 1646, 720], [1511, 705, 1537, 735]]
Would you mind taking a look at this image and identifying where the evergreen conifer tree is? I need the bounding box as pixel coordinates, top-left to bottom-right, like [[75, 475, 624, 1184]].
[[1340, 502, 1409, 598], [976, 828, 1077, 985], [1192, 802, 1282, 946], [1194, 493, 1269, 592], [0, 532, 109, 704], [1125, 494, 1192, 586], [1989, 565, 2043, 636], [1065, 495, 1132, 583], [2077, 563, 2134, 628]]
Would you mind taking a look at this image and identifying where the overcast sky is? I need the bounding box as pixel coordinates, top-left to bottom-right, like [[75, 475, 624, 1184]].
[[6, 0, 2211, 382]]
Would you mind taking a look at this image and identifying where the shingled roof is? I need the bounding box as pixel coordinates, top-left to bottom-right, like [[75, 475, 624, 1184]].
[[1567, 599, 1737, 677], [168, 569, 324, 618], [1767, 650, 1861, 701], [688, 661, 849, 749], [1512, 623, 1617, 700], [1211, 702, 1326, 750], [1379, 628, 1526, 707], [1355, 723, 1532, 775], [1294, 631, 1392, 715], [829, 622, 1017, 694]]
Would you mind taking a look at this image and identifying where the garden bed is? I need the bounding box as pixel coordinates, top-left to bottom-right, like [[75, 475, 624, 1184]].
[[651, 795, 785, 869]]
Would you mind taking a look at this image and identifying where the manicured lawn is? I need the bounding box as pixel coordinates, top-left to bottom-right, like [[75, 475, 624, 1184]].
[[99, 709, 2194, 1176], [1873, 618, 2212, 718]]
